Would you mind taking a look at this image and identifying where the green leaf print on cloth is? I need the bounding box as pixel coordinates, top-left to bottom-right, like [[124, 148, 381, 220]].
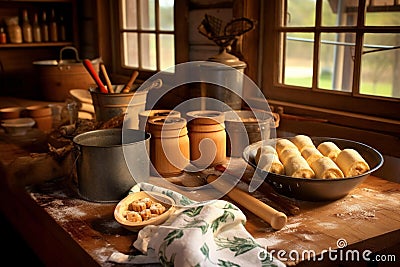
[[108, 182, 285, 267]]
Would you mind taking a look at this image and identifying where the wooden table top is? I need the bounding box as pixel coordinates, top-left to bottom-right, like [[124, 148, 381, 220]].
[[0, 133, 399, 266], [0, 172, 396, 267]]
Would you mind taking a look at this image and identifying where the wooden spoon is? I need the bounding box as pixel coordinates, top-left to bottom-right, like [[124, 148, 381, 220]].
[[83, 59, 108, 93], [100, 63, 114, 93], [122, 70, 139, 93]]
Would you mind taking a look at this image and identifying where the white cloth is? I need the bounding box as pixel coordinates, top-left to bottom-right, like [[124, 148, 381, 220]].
[[108, 182, 285, 267]]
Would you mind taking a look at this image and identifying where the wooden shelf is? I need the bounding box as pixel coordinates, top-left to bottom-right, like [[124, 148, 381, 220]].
[[0, 42, 73, 48], [1, 0, 73, 3], [0, 42, 72, 48], [0, 0, 78, 99]]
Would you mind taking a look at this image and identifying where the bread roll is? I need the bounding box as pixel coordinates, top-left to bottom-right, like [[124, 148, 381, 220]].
[[317, 141, 341, 161], [310, 157, 344, 179], [126, 211, 142, 222], [275, 138, 298, 155], [279, 148, 301, 165], [336, 148, 370, 177], [291, 135, 315, 151], [257, 153, 285, 175], [301, 147, 324, 165], [255, 145, 278, 163], [284, 155, 315, 178]]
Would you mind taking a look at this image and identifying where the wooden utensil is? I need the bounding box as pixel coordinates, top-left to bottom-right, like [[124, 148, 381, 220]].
[[206, 174, 287, 230], [100, 64, 114, 93], [215, 164, 300, 215], [122, 70, 139, 93], [83, 59, 108, 93]]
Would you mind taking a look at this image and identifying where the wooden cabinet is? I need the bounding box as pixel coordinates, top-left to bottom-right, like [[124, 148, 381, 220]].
[[0, 0, 78, 99]]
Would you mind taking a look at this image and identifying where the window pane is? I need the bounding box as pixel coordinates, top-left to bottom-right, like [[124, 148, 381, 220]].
[[286, 0, 316, 27], [322, 0, 357, 26], [159, 0, 174, 31], [121, 0, 137, 29], [283, 33, 314, 87], [140, 0, 155, 30], [318, 32, 354, 92], [159, 34, 175, 70], [360, 33, 400, 98], [140, 33, 156, 70], [122, 32, 138, 67], [366, 11, 400, 26]]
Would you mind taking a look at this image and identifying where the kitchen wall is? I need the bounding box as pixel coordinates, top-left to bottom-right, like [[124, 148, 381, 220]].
[[187, 1, 233, 61]]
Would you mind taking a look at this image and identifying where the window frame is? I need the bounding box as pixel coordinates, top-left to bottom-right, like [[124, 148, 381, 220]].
[[108, 0, 189, 81], [257, 0, 400, 123]]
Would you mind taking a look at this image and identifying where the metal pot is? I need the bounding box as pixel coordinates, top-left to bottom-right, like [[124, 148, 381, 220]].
[[225, 110, 276, 157], [33, 46, 100, 102], [73, 128, 150, 202]]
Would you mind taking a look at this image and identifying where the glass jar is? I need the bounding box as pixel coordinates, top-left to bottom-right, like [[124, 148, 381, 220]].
[[6, 17, 22, 44], [0, 27, 7, 44]]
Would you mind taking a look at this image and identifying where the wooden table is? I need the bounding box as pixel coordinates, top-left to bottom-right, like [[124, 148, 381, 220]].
[[0, 134, 399, 266]]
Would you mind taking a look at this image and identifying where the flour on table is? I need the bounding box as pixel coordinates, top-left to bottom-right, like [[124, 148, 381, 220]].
[[256, 236, 285, 248], [44, 199, 87, 222], [316, 222, 338, 230]]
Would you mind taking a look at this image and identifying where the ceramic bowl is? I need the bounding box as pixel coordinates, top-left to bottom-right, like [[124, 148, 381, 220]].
[[114, 191, 175, 231], [1, 118, 36, 136]]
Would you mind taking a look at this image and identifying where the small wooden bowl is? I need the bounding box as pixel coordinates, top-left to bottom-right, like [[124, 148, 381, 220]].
[[114, 191, 175, 231], [26, 105, 52, 117], [0, 107, 25, 119]]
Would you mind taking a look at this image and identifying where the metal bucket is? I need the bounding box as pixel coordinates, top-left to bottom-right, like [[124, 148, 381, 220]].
[[90, 89, 147, 129], [73, 128, 150, 202], [225, 110, 275, 157]]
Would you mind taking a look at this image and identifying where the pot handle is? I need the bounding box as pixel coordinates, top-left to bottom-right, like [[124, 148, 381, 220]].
[[59, 46, 81, 64]]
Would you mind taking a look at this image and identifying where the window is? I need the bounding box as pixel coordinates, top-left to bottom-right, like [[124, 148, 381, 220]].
[[117, 0, 175, 74], [259, 0, 400, 123]]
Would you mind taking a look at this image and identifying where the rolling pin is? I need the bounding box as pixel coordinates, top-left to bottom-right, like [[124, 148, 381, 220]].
[[206, 174, 287, 230], [214, 164, 300, 216]]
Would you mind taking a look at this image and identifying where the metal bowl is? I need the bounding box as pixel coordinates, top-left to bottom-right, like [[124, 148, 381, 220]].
[[242, 137, 384, 201]]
